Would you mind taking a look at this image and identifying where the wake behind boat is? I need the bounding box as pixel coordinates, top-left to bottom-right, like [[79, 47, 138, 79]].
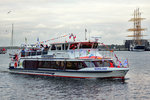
[[9, 40, 129, 79]]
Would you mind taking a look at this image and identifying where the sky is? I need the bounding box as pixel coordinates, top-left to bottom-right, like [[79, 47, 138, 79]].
[[0, 0, 150, 46]]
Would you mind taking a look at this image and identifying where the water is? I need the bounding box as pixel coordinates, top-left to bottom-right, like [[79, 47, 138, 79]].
[[0, 51, 150, 100]]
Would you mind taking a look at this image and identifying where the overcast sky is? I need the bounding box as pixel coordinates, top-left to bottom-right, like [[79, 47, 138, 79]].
[[0, 0, 150, 46]]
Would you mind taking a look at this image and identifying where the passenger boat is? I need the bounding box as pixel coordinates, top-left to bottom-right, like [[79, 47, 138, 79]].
[[130, 45, 145, 52], [9, 41, 129, 79]]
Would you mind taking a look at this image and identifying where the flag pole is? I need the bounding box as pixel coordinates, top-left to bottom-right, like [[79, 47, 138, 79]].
[[11, 24, 14, 49], [85, 29, 87, 40]]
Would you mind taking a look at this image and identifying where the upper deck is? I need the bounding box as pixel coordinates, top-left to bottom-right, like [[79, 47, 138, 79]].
[[47, 41, 105, 59], [20, 41, 112, 60], [49, 41, 99, 51]]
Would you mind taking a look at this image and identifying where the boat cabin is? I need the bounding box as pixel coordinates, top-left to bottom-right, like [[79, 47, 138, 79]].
[[20, 42, 98, 57], [22, 59, 116, 70]]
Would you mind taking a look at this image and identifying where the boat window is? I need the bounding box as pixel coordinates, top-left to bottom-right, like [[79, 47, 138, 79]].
[[78, 62, 86, 68], [93, 43, 98, 48], [51, 45, 56, 50], [96, 60, 115, 67], [23, 61, 92, 70], [69, 43, 78, 50], [65, 43, 69, 50], [96, 61, 104, 67], [39, 61, 51, 68], [60, 61, 65, 68], [37, 61, 66, 69], [23, 60, 38, 69], [84, 61, 95, 67], [134, 46, 145, 49], [103, 61, 110, 67], [55, 61, 64, 69], [62, 44, 65, 50], [56, 45, 62, 50], [51, 61, 58, 69], [79, 43, 92, 49], [66, 61, 78, 69]]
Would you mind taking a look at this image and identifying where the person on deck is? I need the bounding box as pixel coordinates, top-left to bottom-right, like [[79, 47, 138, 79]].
[[21, 49, 25, 57], [2, 48, 6, 51]]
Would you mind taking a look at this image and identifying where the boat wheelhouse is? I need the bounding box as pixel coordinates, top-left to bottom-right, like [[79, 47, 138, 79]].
[[9, 41, 129, 79]]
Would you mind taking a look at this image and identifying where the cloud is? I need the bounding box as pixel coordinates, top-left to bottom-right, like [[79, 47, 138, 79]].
[[35, 24, 47, 28], [0, 0, 150, 46]]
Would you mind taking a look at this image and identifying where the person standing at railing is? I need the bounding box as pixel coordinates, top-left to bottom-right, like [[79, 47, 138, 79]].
[[21, 49, 25, 57]]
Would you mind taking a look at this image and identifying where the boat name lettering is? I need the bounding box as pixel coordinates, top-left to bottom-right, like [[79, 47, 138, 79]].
[[94, 68, 107, 70]]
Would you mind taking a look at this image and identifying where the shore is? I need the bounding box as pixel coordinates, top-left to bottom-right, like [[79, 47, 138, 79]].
[[1, 45, 150, 51]]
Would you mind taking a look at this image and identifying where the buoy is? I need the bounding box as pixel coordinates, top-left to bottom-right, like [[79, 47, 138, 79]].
[[14, 62, 17, 68]]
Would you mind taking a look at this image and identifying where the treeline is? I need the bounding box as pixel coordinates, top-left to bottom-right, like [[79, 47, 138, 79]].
[[0, 44, 128, 51], [0, 46, 23, 49]]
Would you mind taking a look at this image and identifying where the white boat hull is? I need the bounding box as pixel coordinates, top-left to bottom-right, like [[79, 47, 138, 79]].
[[9, 67, 129, 79]]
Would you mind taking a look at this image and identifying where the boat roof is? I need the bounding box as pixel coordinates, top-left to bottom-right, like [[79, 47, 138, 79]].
[[50, 41, 99, 45], [21, 57, 112, 61]]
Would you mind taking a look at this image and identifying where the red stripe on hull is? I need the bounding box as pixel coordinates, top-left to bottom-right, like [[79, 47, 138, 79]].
[[17, 72, 92, 78]]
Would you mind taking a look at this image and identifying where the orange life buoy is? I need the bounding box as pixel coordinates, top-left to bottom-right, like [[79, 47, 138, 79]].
[[14, 62, 17, 68]]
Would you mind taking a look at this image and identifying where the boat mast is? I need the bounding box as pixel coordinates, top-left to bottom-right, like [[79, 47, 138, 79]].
[[11, 24, 14, 47], [127, 8, 146, 45], [85, 28, 87, 40]]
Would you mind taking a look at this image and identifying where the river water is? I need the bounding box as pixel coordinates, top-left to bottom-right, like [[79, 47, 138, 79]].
[[0, 51, 150, 100]]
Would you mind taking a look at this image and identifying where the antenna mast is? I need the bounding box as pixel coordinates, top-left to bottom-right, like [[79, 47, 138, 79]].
[[11, 24, 14, 47], [85, 29, 87, 40]]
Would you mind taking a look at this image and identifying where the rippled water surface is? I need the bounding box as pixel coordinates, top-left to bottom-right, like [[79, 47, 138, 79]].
[[0, 51, 150, 100]]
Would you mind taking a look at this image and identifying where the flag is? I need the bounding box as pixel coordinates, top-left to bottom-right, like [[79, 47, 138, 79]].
[[119, 61, 122, 66], [123, 59, 128, 67], [73, 35, 76, 41], [69, 35, 71, 39], [69, 33, 73, 39], [114, 54, 119, 61]]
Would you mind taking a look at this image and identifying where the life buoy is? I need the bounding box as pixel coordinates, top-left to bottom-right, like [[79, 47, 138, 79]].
[[14, 61, 17, 68]]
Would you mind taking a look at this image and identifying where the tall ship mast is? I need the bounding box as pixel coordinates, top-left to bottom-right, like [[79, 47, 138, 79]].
[[127, 8, 146, 46]]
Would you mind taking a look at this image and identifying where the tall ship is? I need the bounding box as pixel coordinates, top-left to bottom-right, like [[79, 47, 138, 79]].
[[127, 8, 147, 51], [9, 39, 129, 79]]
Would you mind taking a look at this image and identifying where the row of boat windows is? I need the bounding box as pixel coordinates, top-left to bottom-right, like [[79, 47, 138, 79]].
[[50, 43, 98, 50], [23, 60, 115, 70], [21, 51, 48, 57]]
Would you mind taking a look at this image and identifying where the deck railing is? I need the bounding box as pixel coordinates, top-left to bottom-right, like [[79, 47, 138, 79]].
[[21, 50, 48, 57]]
